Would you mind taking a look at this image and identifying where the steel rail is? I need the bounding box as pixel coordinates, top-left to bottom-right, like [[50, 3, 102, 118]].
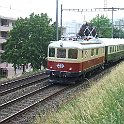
[[0, 73, 49, 96], [0, 82, 52, 109], [0, 72, 45, 86], [0, 84, 69, 124]]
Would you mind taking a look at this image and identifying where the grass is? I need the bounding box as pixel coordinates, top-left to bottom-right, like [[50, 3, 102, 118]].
[[34, 62, 124, 124]]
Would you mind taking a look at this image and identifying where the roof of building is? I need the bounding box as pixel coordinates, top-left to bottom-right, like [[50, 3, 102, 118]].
[[0, 15, 17, 21]]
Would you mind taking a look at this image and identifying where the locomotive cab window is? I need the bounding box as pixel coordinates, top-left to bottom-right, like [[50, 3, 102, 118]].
[[68, 49, 78, 59], [49, 48, 55, 57], [57, 48, 66, 58]]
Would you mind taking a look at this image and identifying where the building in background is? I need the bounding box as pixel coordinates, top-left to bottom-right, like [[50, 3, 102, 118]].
[[0, 16, 17, 78], [114, 18, 124, 29], [62, 20, 82, 37], [114, 19, 124, 38]]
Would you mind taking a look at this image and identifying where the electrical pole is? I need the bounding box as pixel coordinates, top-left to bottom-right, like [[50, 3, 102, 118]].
[[56, 0, 58, 41], [111, 7, 114, 38], [60, 4, 63, 37], [104, 0, 107, 8]]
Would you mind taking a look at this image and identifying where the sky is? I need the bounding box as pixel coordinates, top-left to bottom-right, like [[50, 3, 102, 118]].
[[0, 0, 124, 23]]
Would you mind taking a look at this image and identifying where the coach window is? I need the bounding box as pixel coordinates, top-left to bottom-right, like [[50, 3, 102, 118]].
[[120, 46, 122, 51], [119, 46, 120, 51], [110, 47, 112, 53], [117, 46, 119, 51], [115, 46, 117, 52], [121, 46, 123, 50], [57, 48, 66, 58], [112, 46, 114, 52], [49, 48, 55, 57], [68, 49, 78, 59]]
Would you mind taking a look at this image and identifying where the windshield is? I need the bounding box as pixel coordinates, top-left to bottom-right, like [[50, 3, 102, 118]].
[[57, 48, 66, 58], [49, 48, 55, 57]]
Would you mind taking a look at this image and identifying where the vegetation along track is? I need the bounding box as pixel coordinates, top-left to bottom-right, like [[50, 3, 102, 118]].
[[0, 81, 70, 124], [0, 72, 49, 96]]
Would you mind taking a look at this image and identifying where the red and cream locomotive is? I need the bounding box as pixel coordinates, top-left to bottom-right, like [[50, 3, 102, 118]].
[[46, 23, 124, 84], [46, 37, 105, 83]]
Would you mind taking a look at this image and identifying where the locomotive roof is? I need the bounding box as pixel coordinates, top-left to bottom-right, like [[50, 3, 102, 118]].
[[49, 38, 124, 49], [99, 38, 124, 46], [49, 39, 105, 49]]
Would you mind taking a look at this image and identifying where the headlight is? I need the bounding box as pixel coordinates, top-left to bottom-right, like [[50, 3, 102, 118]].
[[50, 66, 53, 69], [69, 67, 72, 71]]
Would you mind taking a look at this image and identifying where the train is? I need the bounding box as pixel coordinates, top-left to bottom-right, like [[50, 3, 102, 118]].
[[46, 37, 124, 84]]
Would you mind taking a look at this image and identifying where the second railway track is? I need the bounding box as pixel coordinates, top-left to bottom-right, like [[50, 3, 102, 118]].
[[0, 72, 49, 96]]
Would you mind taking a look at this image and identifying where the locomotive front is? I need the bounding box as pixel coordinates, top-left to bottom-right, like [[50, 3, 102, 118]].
[[46, 40, 82, 83]]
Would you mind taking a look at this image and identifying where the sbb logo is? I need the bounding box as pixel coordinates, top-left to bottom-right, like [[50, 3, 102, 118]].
[[56, 63, 64, 68]]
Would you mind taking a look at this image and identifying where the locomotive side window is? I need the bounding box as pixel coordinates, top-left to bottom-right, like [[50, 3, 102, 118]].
[[49, 48, 55, 57], [102, 48, 105, 53], [82, 50, 83, 58], [68, 49, 78, 59], [96, 48, 98, 55], [57, 48, 66, 58], [91, 49, 94, 56], [103, 48, 105, 53], [85, 50, 88, 58]]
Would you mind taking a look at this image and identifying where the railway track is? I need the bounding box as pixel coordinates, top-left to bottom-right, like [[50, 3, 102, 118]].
[[0, 82, 69, 124], [0, 72, 49, 96]]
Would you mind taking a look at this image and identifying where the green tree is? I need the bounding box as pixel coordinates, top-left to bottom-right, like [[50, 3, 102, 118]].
[[90, 15, 112, 38], [113, 27, 124, 38], [2, 13, 54, 72]]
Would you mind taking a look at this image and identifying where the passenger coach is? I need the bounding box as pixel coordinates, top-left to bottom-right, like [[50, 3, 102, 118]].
[[100, 38, 124, 63], [46, 39, 105, 83]]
